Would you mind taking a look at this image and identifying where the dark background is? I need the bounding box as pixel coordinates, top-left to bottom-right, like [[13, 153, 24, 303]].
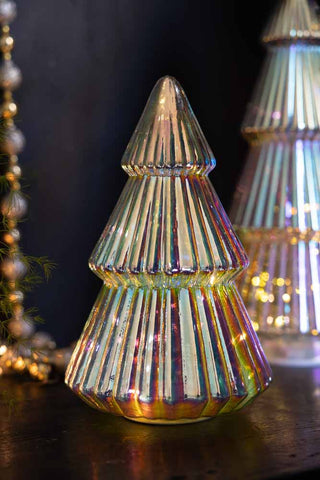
[[11, 0, 277, 346]]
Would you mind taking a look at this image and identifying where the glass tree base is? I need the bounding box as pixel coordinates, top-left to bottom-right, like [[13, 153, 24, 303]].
[[260, 334, 320, 367], [124, 416, 211, 425], [66, 284, 271, 424]]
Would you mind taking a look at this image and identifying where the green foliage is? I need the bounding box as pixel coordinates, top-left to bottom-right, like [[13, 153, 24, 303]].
[[0, 177, 56, 339]]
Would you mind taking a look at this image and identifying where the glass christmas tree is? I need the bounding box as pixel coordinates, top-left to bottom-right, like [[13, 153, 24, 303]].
[[231, 0, 320, 365], [65, 76, 271, 424]]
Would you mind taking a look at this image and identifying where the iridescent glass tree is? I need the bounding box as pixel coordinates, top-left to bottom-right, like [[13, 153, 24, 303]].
[[66, 76, 271, 424], [231, 0, 320, 365]]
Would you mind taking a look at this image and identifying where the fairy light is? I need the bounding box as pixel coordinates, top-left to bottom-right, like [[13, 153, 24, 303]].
[[231, 0, 320, 365]]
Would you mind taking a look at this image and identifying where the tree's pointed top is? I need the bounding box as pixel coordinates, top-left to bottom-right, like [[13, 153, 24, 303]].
[[262, 0, 320, 44], [121, 76, 216, 176]]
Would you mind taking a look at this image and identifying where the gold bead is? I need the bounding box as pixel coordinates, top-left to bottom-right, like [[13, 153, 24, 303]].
[[0, 35, 14, 53], [3, 228, 20, 245], [1, 100, 17, 118], [8, 164, 21, 177], [0, 125, 25, 155], [7, 219, 17, 229], [0, 60, 22, 90], [8, 315, 35, 339], [3, 232, 14, 244], [8, 290, 24, 304], [1, 191, 27, 219], [2, 255, 27, 281], [5, 171, 15, 182]]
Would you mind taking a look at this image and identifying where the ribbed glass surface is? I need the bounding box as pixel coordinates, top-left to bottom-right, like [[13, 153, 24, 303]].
[[89, 175, 248, 287], [243, 45, 320, 137], [231, 140, 320, 230], [66, 284, 271, 422], [231, 0, 320, 365], [121, 74, 215, 177], [66, 76, 271, 423], [237, 229, 320, 334], [262, 0, 320, 43]]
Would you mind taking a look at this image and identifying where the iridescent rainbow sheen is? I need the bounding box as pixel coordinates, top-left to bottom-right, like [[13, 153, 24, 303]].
[[230, 0, 320, 365], [66, 76, 271, 423], [67, 285, 271, 422]]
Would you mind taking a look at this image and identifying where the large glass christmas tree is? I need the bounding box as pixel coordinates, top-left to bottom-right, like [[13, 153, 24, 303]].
[[66, 76, 271, 424], [231, 0, 320, 365]]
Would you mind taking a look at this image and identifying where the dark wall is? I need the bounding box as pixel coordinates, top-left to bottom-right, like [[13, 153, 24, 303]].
[[12, 0, 276, 346]]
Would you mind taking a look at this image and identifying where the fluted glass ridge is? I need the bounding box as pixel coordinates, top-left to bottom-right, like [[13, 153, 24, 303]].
[[231, 0, 320, 365], [66, 76, 271, 423], [263, 0, 320, 44], [121, 76, 216, 177]]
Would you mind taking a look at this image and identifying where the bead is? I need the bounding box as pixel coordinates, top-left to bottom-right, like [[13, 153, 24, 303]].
[[8, 164, 21, 177], [31, 332, 56, 351], [0, 34, 13, 53], [1, 100, 17, 118], [0, 59, 21, 90], [8, 289, 24, 303], [0, 1, 16, 25], [7, 219, 16, 229], [3, 227, 20, 245], [1, 191, 27, 219], [0, 125, 25, 154], [8, 315, 35, 339], [5, 164, 21, 183], [5, 171, 14, 182], [1, 255, 27, 280], [5, 166, 21, 184]]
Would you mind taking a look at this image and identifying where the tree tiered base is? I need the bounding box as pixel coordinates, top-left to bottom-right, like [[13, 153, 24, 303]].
[[238, 228, 320, 366], [66, 76, 271, 422], [66, 284, 271, 424]]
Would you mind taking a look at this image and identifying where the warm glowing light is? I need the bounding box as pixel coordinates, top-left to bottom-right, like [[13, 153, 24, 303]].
[[275, 316, 285, 328], [29, 363, 38, 376], [251, 276, 260, 286], [0, 345, 7, 355], [304, 203, 311, 212], [282, 293, 291, 303], [14, 357, 25, 371], [252, 321, 259, 331], [230, 0, 320, 365]]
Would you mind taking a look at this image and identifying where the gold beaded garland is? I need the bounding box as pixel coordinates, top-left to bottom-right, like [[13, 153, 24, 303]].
[[0, 0, 73, 382]]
